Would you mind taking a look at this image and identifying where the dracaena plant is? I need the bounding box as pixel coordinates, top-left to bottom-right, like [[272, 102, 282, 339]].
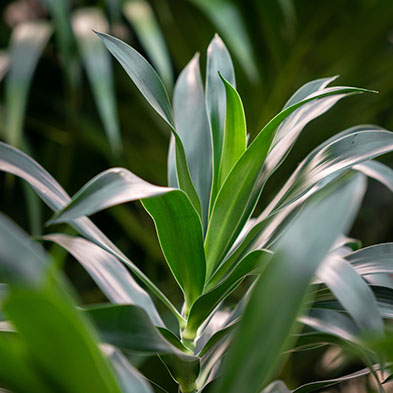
[[1, 33, 393, 393]]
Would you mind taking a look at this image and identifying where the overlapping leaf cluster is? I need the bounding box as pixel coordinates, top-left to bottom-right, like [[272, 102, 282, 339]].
[[1, 32, 393, 393]]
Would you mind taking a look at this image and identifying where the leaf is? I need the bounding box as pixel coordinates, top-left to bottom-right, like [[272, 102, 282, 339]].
[[48, 167, 171, 223], [205, 34, 236, 206], [190, 0, 258, 81], [46, 166, 206, 310], [73, 9, 121, 153], [205, 87, 371, 277], [43, 234, 163, 326], [142, 192, 206, 311], [0, 333, 52, 393], [292, 365, 384, 393], [123, 0, 173, 88], [261, 380, 291, 393], [38, 0, 77, 89], [0, 215, 122, 393], [354, 160, 393, 192], [97, 32, 201, 217], [213, 174, 365, 393], [5, 20, 52, 147], [317, 256, 384, 334], [346, 243, 393, 275], [217, 73, 247, 188], [103, 345, 154, 393], [184, 250, 270, 340], [171, 53, 212, 229], [249, 126, 393, 251], [0, 142, 177, 323], [85, 304, 183, 354]]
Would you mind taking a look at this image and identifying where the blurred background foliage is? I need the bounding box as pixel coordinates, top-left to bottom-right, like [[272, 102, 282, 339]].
[[0, 0, 393, 390]]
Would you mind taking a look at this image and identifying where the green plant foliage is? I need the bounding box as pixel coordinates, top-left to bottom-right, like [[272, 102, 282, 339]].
[[1, 28, 393, 393]]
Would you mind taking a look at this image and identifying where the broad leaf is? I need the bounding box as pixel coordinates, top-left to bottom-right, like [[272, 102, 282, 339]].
[[171, 53, 212, 229], [214, 174, 365, 393], [47, 167, 206, 309], [354, 160, 393, 192]]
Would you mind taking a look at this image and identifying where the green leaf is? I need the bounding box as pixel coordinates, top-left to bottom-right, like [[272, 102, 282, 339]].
[[96, 32, 172, 125], [73, 9, 121, 153], [0, 142, 176, 323], [104, 345, 154, 393], [0, 333, 52, 393], [142, 192, 206, 311], [123, 0, 173, 88], [317, 256, 384, 334], [171, 53, 212, 229], [214, 174, 365, 393], [0, 215, 122, 393], [97, 32, 201, 217], [217, 73, 247, 189], [85, 304, 185, 354], [205, 87, 371, 277], [46, 166, 205, 309], [206, 34, 236, 206], [48, 167, 171, 224], [261, 380, 290, 393], [43, 234, 163, 326], [184, 250, 270, 340], [5, 21, 52, 147]]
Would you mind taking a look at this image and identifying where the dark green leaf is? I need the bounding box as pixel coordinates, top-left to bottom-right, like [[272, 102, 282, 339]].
[[217, 73, 247, 189]]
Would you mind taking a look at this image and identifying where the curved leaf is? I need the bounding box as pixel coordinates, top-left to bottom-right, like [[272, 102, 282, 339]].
[[123, 0, 173, 88], [97, 32, 201, 217], [354, 160, 393, 192], [86, 304, 183, 354], [44, 234, 163, 326], [49, 167, 171, 224], [0, 142, 177, 323], [46, 166, 206, 309], [346, 243, 393, 275], [214, 175, 365, 393], [317, 256, 384, 334]]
